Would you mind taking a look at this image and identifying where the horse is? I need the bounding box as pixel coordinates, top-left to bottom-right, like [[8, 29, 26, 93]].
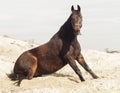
[[10, 5, 98, 86]]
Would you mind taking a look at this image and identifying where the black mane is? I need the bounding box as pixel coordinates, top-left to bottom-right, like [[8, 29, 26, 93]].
[[52, 15, 76, 43]]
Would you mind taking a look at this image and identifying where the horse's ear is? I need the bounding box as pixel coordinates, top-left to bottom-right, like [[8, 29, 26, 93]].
[[71, 5, 74, 12], [77, 5, 81, 12]]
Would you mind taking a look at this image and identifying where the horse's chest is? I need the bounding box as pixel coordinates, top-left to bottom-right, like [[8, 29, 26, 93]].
[[70, 46, 80, 58], [71, 41, 81, 57]]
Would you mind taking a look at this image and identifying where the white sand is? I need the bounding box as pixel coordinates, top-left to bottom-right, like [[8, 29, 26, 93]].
[[0, 36, 120, 93]]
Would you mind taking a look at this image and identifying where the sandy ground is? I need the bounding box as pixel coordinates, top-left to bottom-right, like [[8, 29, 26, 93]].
[[0, 36, 120, 93]]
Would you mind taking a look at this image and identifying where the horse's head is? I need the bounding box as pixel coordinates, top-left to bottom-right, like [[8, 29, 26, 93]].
[[70, 5, 82, 35]]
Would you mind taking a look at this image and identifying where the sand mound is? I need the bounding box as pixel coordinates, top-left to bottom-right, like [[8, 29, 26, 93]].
[[0, 36, 120, 93]]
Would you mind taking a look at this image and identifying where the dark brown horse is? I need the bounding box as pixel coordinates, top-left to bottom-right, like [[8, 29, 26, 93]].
[[10, 5, 98, 86]]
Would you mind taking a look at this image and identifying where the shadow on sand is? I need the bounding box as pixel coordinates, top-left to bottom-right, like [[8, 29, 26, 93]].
[[51, 73, 79, 83]]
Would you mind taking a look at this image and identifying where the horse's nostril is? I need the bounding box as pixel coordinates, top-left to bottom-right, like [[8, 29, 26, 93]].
[[74, 26, 80, 31]]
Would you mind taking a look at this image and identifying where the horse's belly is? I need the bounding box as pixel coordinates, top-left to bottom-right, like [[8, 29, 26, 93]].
[[38, 56, 66, 74]]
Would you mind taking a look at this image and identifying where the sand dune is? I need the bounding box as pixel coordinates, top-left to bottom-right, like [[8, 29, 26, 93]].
[[0, 36, 120, 93]]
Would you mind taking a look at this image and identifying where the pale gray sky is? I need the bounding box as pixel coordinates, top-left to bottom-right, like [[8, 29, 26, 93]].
[[0, 0, 120, 51]]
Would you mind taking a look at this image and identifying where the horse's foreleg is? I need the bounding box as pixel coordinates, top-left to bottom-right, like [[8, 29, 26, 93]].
[[76, 54, 98, 79], [65, 55, 85, 81]]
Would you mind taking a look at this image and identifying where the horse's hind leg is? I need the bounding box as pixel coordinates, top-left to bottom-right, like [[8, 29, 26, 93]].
[[27, 60, 37, 80], [15, 63, 37, 86], [76, 54, 98, 79]]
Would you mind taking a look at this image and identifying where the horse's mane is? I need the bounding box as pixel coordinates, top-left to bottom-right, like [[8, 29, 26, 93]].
[[51, 14, 75, 42]]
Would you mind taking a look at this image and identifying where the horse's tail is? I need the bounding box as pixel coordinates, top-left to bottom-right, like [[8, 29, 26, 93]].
[[7, 72, 24, 86], [7, 72, 17, 80]]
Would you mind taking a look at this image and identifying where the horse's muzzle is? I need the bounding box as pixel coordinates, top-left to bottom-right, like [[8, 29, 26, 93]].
[[74, 30, 81, 35]]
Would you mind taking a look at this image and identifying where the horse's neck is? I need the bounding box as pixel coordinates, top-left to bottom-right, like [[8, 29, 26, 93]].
[[59, 21, 76, 41]]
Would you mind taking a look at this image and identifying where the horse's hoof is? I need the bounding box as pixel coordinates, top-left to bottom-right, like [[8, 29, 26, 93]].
[[80, 77, 85, 82], [93, 75, 99, 79]]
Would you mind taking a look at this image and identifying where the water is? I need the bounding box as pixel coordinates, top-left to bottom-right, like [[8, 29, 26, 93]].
[[0, 0, 120, 51]]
